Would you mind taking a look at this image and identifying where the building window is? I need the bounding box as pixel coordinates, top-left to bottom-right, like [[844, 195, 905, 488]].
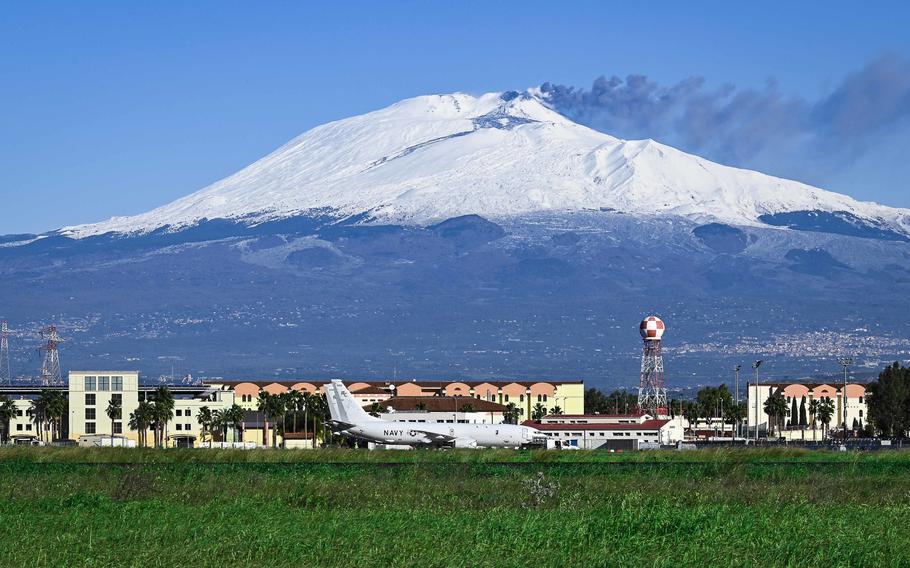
[[85, 408, 96, 420], [520, 394, 524, 402], [111, 376, 123, 391], [112, 394, 122, 406], [85, 422, 96, 434], [185, 423, 191, 430], [113, 422, 122, 434], [98, 376, 110, 391], [85, 393, 96, 406], [26, 424, 32, 431], [176, 409, 182, 417], [184, 409, 191, 417], [176, 424, 182, 431], [544, 394, 548, 402], [860, 410, 864, 418], [859, 396, 864, 403], [537, 395, 542, 402], [16, 424, 22, 431], [84, 376, 96, 391], [505, 395, 509, 402], [16, 409, 22, 417]]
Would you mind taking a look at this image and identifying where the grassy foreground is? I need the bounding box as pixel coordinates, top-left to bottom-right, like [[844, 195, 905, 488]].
[[1, 448, 910, 567]]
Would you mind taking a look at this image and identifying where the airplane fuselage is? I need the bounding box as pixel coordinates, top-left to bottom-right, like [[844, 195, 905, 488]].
[[345, 420, 541, 448]]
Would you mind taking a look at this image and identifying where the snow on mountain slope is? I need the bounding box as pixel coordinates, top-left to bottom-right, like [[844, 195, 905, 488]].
[[62, 91, 910, 238]]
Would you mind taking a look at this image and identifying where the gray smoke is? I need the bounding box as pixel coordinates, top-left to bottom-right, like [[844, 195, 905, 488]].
[[541, 54, 910, 188]]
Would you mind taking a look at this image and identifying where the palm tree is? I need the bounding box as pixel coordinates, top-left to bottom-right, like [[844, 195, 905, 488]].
[[799, 396, 808, 440], [531, 403, 547, 422], [414, 401, 427, 411], [308, 394, 328, 446], [724, 401, 746, 439], [763, 391, 788, 438], [128, 401, 154, 448], [29, 395, 48, 443], [36, 390, 67, 442], [549, 405, 563, 416], [211, 409, 225, 444], [284, 390, 304, 435], [197, 406, 213, 448], [817, 397, 836, 441], [502, 402, 521, 424], [224, 404, 246, 443], [257, 390, 288, 447], [152, 387, 174, 448], [808, 398, 820, 442], [301, 391, 312, 445], [269, 394, 288, 448], [106, 398, 121, 445], [459, 403, 475, 413], [0, 396, 15, 444], [257, 390, 272, 446]]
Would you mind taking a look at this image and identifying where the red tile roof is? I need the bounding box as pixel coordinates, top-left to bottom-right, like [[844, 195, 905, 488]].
[[350, 385, 392, 395], [366, 396, 508, 413], [544, 413, 647, 419], [523, 419, 670, 431], [207, 379, 582, 387]]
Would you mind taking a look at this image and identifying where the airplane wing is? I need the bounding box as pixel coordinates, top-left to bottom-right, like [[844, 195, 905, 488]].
[[407, 429, 457, 444], [407, 430, 479, 448], [325, 419, 355, 432]]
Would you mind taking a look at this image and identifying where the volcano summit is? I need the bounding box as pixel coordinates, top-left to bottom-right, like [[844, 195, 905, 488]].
[[63, 91, 909, 239]]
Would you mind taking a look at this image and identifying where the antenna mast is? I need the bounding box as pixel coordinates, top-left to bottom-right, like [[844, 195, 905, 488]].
[[0, 321, 10, 384], [38, 325, 63, 385]]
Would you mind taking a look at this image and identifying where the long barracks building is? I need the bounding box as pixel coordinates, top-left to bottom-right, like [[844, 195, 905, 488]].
[[213, 378, 585, 421], [1, 373, 584, 447]]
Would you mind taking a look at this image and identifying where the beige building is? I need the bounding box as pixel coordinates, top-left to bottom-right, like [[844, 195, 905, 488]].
[[68, 371, 140, 440], [8, 398, 39, 440], [68, 371, 236, 447]]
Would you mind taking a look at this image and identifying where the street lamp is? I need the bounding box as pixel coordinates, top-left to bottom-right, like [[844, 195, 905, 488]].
[[752, 360, 763, 443], [733, 365, 742, 438], [838, 357, 853, 444]]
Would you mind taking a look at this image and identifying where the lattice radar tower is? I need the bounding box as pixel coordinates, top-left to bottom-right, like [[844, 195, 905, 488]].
[[637, 316, 668, 417]]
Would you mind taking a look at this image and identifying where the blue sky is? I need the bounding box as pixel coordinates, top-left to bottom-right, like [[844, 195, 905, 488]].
[[2, 1, 909, 234]]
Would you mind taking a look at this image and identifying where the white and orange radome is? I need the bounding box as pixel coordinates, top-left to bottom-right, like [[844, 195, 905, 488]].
[[639, 316, 665, 340]]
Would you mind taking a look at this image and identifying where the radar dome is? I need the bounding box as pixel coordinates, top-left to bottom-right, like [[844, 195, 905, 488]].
[[639, 316, 665, 340]]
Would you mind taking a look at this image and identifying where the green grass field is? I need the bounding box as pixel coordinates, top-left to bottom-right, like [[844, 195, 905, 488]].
[[2, 448, 909, 567]]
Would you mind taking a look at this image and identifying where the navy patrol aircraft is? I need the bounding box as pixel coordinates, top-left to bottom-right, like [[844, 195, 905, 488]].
[[325, 379, 547, 448]]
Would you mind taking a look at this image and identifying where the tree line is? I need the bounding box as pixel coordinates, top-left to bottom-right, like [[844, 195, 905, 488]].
[[867, 363, 910, 438], [249, 389, 330, 448]]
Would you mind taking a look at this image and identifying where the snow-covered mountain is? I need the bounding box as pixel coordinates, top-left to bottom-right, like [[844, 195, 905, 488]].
[[62, 91, 910, 239], [6, 91, 910, 382]]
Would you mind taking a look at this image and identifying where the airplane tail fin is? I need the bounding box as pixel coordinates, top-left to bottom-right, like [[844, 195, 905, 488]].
[[324, 381, 347, 422], [327, 379, 380, 423]]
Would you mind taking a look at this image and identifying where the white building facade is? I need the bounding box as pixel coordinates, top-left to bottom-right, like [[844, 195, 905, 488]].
[[525, 414, 684, 448], [746, 382, 869, 440]]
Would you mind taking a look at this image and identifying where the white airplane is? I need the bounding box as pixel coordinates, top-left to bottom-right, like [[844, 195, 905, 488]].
[[324, 379, 547, 448]]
